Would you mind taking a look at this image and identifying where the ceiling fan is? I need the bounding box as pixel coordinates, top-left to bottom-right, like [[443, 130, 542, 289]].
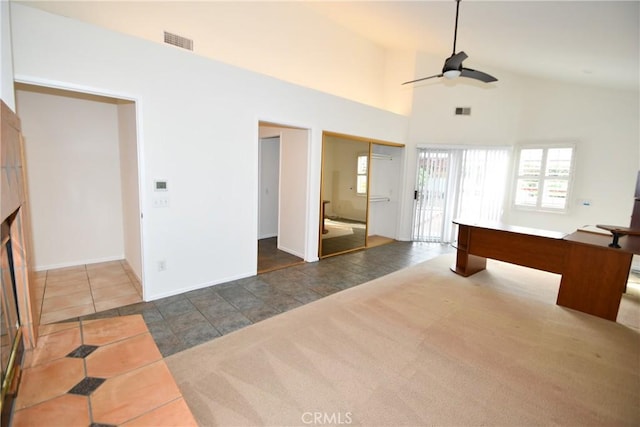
[[403, 0, 497, 85]]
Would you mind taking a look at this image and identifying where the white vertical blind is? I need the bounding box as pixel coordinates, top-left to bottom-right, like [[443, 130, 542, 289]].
[[412, 147, 509, 243], [412, 149, 451, 242]]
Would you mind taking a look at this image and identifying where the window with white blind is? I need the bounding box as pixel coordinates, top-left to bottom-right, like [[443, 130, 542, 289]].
[[513, 145, 575, 212], [412, 146, 510, 243]]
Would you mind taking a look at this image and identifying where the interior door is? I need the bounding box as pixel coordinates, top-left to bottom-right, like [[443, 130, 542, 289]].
[[278, 128, 309, 259], [258, 137, 279, 239]]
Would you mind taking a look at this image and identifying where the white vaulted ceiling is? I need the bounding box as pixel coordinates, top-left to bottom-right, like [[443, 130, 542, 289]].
[[306, 0, 639, 90], [15, 0, 640, 93]]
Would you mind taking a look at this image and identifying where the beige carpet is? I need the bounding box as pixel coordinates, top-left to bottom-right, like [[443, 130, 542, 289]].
[[166, 254, 640, 426], [322, 220, 356, 239]]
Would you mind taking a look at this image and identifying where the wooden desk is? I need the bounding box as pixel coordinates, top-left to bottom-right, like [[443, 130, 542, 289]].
[[452, 220, 637, 321]]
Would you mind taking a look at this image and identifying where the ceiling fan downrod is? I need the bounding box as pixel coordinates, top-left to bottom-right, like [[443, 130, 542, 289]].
[[451, 0, 461, 56]]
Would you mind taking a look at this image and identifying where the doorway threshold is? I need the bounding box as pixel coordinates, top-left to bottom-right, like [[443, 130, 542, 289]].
[[367, 235, 395, 248], [257, 237, 304, 274]]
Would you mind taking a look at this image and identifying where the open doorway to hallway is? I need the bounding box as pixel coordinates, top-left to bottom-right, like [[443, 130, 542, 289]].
[[257, 122, 309, 273], [15, 83, 144, 324]]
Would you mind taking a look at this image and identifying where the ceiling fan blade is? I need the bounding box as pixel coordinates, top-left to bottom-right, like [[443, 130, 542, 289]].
[[443, 51, 468, 71], [402, 74, 443, 85], [460, 68, 498, 83]]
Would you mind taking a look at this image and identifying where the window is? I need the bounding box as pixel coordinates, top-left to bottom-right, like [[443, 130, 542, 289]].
[[356, 154, 368, 194], [514, 145, 574, 211]]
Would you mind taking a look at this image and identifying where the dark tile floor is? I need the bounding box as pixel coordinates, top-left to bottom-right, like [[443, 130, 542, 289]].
[[80, 241, 454, 357]]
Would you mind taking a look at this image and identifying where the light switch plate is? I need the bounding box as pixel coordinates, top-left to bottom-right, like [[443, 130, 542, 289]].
[[153, 197, 169, 208]]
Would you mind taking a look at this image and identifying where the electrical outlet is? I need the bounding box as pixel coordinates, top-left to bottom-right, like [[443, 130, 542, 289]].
[[158, 260, 166, 271]]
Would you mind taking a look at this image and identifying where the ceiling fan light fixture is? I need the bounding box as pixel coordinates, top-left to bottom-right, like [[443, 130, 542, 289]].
[[443, 69, 461, 79], [401, 0, 498, 86]]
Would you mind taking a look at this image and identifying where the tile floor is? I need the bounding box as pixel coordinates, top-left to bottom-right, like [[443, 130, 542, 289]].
[[11, 315, 196, 426], [38, 260, 142, 325], [81, 241, 455, 357], [15, 241, 639, 425], [9, 242, 453, 425]]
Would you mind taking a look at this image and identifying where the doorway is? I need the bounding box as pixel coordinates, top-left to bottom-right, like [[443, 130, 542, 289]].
[[257, 122, 309, 273], [14, 83, 144, 323]]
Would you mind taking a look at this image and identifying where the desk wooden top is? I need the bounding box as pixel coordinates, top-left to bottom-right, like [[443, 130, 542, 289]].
[[453, 219, 567, 240], [596, 224, 640, 237], [454, 219, 640, 255], [566, 229, 640, 255]]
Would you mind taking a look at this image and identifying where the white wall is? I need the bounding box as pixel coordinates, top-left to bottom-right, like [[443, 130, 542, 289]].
[[504, 77, 639, 232], [17, 1, 401, 113], [10, 4, 409, 299], [1, 0, 15, 110], [118, 101, 142, 281], [16, 86, 125, 269], [400, 51, 639, 237]]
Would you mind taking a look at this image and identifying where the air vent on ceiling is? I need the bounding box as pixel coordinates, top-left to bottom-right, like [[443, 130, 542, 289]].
[[455, 107, 471, 116], [163, 31, 193, 51]]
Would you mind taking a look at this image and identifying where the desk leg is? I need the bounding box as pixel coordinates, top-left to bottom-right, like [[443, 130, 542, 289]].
[[451, 252, 487, 277], [450, 224, 487, 277], [558, 243, 632, 321]]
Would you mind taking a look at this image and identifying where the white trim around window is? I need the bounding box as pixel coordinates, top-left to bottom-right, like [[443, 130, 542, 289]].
[[512, 143, 576, 213]]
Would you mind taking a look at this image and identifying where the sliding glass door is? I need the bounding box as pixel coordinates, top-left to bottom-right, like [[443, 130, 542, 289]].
[[412, 146, 509, 243]]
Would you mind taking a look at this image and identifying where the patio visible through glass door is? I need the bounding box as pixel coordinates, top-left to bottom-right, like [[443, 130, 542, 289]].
[[412, 147, 509, 243]]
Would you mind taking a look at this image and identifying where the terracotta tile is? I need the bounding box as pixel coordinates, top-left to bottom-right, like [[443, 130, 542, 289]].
[[23, 326, 82, 368], [11, 393, 90, 427], [43, 281, 90, 298], [86, 333, 162, 378], [45, 270, 88, 284], [47, 265, 86, 274], [91, 361, 182, 425], [42, 289, 93, 311], [46, 275, 89, 286], [33, 276, 46, 288], [37, 321, 80, 336], [121, 398, 198, 427], [89, 275, 133, 289], [15, 357, 85, 409], [40, 304, 96, 325], [82, 315, 148, 346], [91, 282, 139, 300], [94, 293, 142, 312], [87, 265, 127, 276], [88, 262, 126, 271], [86, 260, 124, 271]]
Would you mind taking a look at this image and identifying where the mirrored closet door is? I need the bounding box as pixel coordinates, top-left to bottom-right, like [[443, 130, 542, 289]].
[[319, 132, 404, 258]]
